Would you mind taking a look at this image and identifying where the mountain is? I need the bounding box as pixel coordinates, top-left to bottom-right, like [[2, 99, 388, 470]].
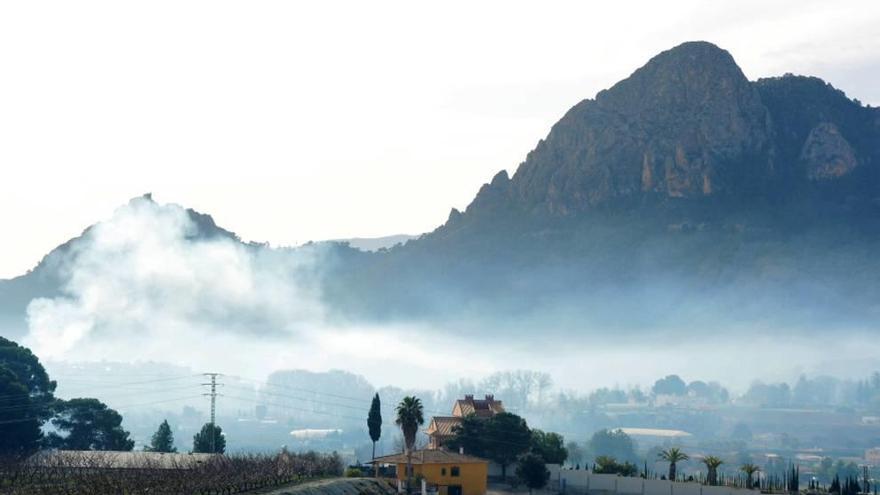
[[0, 194, 246, 340], [3, 42, 880, 340], [329, 234, 418, 252], [322, 42, 880, 331], [444, 41, 878, 227]]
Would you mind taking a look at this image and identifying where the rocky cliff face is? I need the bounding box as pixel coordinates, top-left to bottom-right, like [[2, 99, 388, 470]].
[[449, 41, 879, 228]]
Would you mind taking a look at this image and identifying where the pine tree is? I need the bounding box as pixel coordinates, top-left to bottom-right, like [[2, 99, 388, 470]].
[[147, 419, 176, 453], [192, 423, 225, 454]]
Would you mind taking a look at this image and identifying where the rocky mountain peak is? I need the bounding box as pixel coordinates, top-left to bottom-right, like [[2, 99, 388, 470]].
[[448, 41, 878, 231]]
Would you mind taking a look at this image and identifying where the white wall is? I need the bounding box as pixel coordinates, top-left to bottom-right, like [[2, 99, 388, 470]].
[[557, 470, 761, 495]]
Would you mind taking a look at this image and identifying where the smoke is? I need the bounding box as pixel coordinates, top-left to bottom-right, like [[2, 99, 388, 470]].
[[24, 197, 323, 362], [21, 197, 499, 386], [20, 197, 880, 392]]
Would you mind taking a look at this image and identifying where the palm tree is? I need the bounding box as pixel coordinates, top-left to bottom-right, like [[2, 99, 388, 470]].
[[701, 456, 723, 485], [740, 463, 760, 489], [396, 396, 424, 493], [658, 447, 689, 481]]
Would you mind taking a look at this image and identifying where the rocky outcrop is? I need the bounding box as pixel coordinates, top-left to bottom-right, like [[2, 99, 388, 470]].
[[461, 42, 776, 219], [800, 122, 859, 180], [450, 42, 880, 228]]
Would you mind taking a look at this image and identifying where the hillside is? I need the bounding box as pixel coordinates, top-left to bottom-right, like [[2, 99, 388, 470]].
[[3, 42, 880, 339], [321, 42, 880, 331]]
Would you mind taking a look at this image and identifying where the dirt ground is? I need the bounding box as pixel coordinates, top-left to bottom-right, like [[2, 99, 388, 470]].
[[251, 477, 397, 495], [486, 481, 557, 495]]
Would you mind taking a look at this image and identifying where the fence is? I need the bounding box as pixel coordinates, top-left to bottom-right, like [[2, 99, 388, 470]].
[[552, 468, 761, 495]]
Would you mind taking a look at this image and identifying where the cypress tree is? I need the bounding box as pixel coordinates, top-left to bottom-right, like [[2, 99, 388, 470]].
[[367, 393, 382, 461]]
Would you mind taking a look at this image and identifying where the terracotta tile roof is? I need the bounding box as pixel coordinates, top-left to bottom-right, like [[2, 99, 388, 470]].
[[454, 394, 504, 418], [371, 449, 488, 465], [426, 416, 462, 437]]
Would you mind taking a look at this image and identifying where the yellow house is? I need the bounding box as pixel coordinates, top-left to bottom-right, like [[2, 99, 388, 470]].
[[372, 449, 489, 495]]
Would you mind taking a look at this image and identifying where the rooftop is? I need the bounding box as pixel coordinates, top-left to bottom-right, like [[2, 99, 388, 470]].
[[372, 449, 487, 465], [616, 427, 693, 438], [426, 416, 462, 437], [454, 394, 504, 418]]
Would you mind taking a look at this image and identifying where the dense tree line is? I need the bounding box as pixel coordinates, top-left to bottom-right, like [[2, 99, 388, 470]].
[[0, 337, 136, 458]]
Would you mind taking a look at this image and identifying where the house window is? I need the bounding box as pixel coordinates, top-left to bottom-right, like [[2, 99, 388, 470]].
[[451, 466, 460, 477], [441, 468, 447, 476]]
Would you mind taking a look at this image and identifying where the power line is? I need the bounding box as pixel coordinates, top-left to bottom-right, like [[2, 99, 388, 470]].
[[0, 395, 204, 426], [0, 384, 204, 413]]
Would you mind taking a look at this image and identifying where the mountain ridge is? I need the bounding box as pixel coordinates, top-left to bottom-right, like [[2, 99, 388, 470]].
[[3, 41, 880, 340], [436, 42, 879, 238]]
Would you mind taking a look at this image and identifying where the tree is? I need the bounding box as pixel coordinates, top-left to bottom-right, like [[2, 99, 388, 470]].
[[447, 414, 487, 457], [702, 456, 723, 485], [658, 447, 688, 481], [395, 396, 424, 493], [741, 463, 760, 488], [46, 398, 134, 451], [448, 411, 531, 480], [482, 412, 531, 480], [586, 429, 638, 464], [594, 456, 638, 476], [516, 452, 550, 494], [0, 365, 42, 458], [530, 429, 568, 464], [193, 423, 225, 454], [147, 419, 176, 453], [368, 393, 382, 464], [652, 375, 687, 396], [0, 337, 56, 421]]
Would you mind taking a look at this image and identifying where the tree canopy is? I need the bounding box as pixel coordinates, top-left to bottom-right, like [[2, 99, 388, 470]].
[[46, 398, 135, 451], [0, 365, 42, 458], [594, 456, 638, 476], [193, 423, 226, 454], [368, 393, 382, 445], [0, 337, 56, 421], [394, 396, 424, 453], [516, 452, 550, 494], [530, 429, 567, 464], [450, 412, 530, 479], [652, 375, 687, 396], [586, 429, 638, 464], [147, 419, 176, 453]]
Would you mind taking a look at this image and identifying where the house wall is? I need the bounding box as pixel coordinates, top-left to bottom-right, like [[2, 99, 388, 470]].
[[395, 462, 488, 495], [557, 471, 761, 495]]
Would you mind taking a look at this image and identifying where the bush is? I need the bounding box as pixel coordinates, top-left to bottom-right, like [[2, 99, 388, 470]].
[[345, 466, 363, 477]]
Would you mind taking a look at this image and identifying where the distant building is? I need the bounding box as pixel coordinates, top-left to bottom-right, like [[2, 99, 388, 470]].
[[866, 447, 880, 466], [426, 394, 504, 450], [372, 449, 489, 495], [614, 428, 693, 447]]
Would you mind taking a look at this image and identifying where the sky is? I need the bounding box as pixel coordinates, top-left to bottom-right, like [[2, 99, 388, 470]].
[[1, 0, 879, 279]]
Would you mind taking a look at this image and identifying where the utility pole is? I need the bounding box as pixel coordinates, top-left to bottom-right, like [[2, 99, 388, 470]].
[[202, 373, 222, 453]]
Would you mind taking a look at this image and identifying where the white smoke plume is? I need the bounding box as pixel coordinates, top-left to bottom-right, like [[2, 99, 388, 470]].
[[20, 196, 880, 392], [21, 197, 494, 386]]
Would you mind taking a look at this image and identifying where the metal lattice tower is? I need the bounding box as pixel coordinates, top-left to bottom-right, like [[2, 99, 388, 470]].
[[201, 373, 221, 453]]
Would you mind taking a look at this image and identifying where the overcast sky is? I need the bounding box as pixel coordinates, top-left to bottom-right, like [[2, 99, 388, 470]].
[[1, 0, 878, 278]]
